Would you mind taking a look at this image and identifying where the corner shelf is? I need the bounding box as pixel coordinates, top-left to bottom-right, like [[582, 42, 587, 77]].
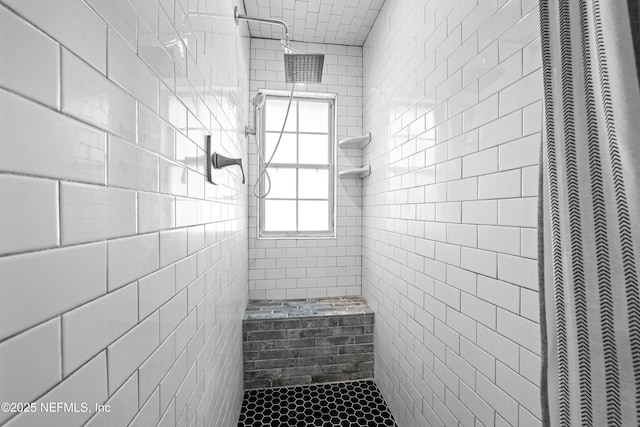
[[338, 132, 371, 149], [338, 165, 371, 179]]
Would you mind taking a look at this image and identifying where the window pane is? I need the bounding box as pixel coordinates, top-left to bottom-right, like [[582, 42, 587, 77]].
[[264, 200, 296, 231], [265, 132, 296, 163], [260, 96, 334, 238], [266, 99, 296, 132], [265, 168, 296, 199], [299, 201, 329, 231], [298, 169, 329, 199], [299, 101, 328, 133], [299, 134, 329, 164]]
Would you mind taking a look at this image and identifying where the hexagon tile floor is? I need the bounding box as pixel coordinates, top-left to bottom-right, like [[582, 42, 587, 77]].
[[237, 379, 397, 426]]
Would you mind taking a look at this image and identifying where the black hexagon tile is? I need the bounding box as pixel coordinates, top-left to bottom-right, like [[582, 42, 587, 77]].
[[238, 380, 397, 426]]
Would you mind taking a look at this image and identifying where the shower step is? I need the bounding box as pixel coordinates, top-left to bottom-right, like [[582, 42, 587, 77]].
[[242, 296, 374, 390]]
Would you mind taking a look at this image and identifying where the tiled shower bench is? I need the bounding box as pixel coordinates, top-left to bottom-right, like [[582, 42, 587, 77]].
[[242, 296, 374, 390]]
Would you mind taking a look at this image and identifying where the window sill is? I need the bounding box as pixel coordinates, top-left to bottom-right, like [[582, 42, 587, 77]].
[[257, 233, 337, 240]]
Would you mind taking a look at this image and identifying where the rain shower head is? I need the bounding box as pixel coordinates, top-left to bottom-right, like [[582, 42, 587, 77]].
[[234, 7, 324, 84], [284, 53, 324, 83], [284, 53, 325, 83]]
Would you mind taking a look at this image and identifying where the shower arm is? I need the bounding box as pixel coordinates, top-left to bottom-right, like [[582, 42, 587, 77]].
[[234, 6, 290, 47]]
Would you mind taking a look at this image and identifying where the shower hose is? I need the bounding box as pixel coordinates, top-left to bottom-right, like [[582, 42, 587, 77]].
[[253, 84, 296, 200]]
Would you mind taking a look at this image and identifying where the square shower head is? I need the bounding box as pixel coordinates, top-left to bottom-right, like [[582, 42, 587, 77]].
[[284, 53, 324, 83]]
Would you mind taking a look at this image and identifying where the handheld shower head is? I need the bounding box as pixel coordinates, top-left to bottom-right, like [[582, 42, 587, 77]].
[[253, 92, 266, 109]]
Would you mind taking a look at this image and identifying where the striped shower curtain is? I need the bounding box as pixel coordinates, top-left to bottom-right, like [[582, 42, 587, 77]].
[[539, 1, 640, 426]]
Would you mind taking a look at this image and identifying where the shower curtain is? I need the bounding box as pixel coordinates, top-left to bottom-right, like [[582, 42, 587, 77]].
[[539, 0, 640, 426]]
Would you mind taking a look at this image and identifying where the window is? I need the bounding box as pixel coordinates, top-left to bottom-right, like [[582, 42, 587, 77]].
[[258, 94, 335, 238]]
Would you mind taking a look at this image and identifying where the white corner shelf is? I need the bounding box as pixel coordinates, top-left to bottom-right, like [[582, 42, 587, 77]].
[[339, 165, 371, 179], [338, 132, 371, 149]]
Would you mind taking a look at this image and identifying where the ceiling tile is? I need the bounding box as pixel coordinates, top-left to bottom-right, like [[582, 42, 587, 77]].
[[242, 0, 384, 46]]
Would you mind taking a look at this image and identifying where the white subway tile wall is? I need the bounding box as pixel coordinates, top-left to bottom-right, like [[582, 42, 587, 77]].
[[0, 1, 249, 427], [248, 39, 364, 299], [363, 0, 542, 426]]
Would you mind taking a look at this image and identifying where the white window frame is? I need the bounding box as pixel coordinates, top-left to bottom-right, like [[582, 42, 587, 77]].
[[257, 92, 337, 239]]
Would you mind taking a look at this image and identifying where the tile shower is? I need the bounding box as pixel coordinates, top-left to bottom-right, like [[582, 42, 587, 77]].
[[0, 0, 546, 426]]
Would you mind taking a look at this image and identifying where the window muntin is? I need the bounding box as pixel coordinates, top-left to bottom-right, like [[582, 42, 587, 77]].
[[259, 94, 335, 238]]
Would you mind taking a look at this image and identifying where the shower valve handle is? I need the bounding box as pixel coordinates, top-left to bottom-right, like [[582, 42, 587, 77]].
[[212, 153, 245, 184]]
